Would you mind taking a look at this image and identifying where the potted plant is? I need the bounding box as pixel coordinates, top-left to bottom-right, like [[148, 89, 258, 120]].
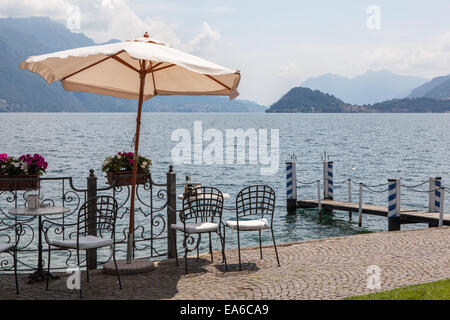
[[0, 153, 48, 190], [102, 151, 151, 186]]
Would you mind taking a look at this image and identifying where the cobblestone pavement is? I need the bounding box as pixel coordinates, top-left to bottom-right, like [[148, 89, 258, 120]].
[[1, 227, 449, 300]]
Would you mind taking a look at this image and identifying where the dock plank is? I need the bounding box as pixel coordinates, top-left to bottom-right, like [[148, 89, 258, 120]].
[[297, 199, 450, 225]]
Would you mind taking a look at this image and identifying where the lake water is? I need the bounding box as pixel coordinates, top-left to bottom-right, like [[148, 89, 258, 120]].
[[1, 113, 450, 261]]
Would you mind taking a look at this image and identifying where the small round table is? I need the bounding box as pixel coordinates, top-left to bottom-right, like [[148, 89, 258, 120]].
[[9, 206, 70, 283]]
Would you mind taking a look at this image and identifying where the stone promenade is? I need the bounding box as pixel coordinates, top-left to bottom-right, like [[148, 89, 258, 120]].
[[1, 227, 449, 300]]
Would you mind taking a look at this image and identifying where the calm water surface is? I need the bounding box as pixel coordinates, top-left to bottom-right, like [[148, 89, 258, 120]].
[[1, 113, 449, 260]]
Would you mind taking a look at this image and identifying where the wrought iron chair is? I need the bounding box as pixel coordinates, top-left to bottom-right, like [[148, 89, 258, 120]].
[[0, 222, 22, 294], [225, 185, 280, 270], [170, 186, 227, 273], [44, 195, 122, 297]]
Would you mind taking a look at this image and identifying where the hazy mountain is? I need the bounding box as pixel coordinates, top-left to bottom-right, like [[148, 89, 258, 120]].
[[408, 74, 450, 100], [266, 86, 450, 113], [134, 96, 266, 112], [424, 78, 450, 99], [407, 75, 450, 98], [0, 17, 266, 113], [301, 69, 427, 105]]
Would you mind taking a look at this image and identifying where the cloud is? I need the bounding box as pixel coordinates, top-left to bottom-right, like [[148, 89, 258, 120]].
[[188, 22, 221, 53], [360, 31, 450, 77], [0, 0, 70, 20], [79, 0, 180, 44], [0, 0, 180, 44], [0, 0, 223, 52]]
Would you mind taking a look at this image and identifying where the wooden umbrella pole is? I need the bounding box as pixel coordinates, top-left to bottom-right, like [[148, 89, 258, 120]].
[[127, 61, 146, 264]]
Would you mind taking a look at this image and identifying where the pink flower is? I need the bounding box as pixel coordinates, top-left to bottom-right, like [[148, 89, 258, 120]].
[[17, 153, 47, 173]]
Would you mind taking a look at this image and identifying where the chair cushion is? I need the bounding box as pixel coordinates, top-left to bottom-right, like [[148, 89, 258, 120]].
[[0, 243, 14, 253], [226, 218, 269, 231], [170, 222, 219, 234], [52, 235, 113, 250]]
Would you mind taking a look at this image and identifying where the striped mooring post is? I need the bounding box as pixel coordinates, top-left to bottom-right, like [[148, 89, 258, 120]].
[[428, 177, 442, 213], [388, 178, 401, 231], [286, 156, 297, 215], [430, 177, 445, 227], [323, 161, 333, 200]]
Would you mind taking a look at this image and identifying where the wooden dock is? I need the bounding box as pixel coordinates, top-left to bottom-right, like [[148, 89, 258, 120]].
[[298, 199, 450, 226], [286, 156, 449, 230]]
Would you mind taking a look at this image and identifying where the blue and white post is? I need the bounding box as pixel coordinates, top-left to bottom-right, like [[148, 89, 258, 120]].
[[439, 185, 445, 228], [388, 178, 401, 231], [286, 156, 297, 215], [428, 177, 443, 227], [434, 177, 442, 213], [434, 178, 445, 227], [428, 177, 441, 213], [323, 161, 334, 200]]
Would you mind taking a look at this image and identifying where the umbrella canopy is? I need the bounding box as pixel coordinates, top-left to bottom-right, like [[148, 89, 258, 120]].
[[20, 33, 241, 264], [20, 34, 240, 100]]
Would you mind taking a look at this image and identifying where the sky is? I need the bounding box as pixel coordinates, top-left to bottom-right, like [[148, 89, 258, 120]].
[[1, 0, 450, 105]]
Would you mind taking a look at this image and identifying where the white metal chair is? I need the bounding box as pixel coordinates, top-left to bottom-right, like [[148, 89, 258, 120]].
[[170, 186, 227, 273], [44, 196, 122, 297], [225, 185, 280, 270]]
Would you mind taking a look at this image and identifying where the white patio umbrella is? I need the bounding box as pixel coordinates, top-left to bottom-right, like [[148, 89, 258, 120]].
[[20, 32, 241, 264]]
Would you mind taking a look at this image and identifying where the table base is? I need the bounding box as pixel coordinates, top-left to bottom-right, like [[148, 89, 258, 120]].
[[28, 269, 60, 284]]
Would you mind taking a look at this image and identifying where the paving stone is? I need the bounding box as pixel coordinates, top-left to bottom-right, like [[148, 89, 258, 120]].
[[0, 227, 449, 300]]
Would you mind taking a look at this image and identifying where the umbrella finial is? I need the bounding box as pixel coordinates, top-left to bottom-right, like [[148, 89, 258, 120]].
[[143, 32, 149, 38]]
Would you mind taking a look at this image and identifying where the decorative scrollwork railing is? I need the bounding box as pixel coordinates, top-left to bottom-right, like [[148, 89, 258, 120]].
[[0, 170, 170, 272]]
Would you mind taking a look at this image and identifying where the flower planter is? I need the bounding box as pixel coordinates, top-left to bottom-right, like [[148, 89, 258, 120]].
[[106, 171, 148, 187], [0, 174, 40, 191]]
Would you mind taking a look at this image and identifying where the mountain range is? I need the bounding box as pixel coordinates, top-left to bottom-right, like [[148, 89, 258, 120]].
[[266, 87, 450, 113], [268, 63, 450, 113], [0, 17, 266, 113], [301, 70, 428, 105], [2, 17, 450, 113]]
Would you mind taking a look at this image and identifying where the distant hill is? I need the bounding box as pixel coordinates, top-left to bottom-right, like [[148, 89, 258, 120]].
[[266, 86, 450, 113], [0, 17, 266, 113], [408, 74, 450, 100], [131, 96, 265, 112], [366, 98, 450, 113], [301, 70, 427, 105], [266, 87, 354, 113]]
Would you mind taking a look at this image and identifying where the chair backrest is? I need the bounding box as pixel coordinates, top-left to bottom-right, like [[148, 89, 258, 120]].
[[181, 186, 224, 224], [77, 195, 118, 239], [235, 185, 276, 221]]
